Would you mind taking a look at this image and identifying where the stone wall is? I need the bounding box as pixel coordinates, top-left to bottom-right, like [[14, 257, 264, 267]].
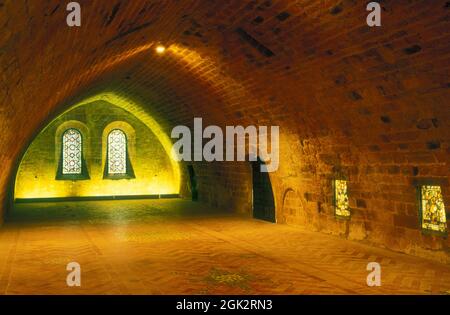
[[15, 101, 178, 199]]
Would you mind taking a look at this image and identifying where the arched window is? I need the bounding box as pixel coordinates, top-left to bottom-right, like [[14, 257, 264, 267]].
[[107, 129, 127, 175], [62, 128, 82, 175]]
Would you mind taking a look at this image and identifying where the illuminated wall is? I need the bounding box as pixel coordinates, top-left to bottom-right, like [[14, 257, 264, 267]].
[[15, 101, 179, 199]]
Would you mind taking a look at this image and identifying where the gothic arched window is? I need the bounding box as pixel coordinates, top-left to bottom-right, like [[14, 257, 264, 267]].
[[57, 126, 89, 180], [107, 129, 127, 175], [62, 128, 83, 175]]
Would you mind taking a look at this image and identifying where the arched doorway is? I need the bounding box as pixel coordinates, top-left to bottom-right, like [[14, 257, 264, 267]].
[[187, 165, 198, 201], [251, 158, 275, 222]]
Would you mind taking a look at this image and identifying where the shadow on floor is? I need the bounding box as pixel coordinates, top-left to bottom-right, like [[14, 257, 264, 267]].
[[8, 198, 236, 225]]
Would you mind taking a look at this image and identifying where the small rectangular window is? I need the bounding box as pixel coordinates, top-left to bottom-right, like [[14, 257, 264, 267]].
[[420, 185, 447, 233], [334, 179, 350, 218]]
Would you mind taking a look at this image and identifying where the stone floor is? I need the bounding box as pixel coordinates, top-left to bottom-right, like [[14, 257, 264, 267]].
[[0, 199, 449, 295]]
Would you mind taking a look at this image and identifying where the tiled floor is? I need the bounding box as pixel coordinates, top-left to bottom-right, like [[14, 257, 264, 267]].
[[0, 199, 449, 295]]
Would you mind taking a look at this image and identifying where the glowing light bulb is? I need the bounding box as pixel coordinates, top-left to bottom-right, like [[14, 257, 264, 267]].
[[155, 45, 166, 54]]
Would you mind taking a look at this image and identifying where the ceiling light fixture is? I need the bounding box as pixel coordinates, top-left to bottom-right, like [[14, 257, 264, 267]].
[[155, 45, 166, 54]]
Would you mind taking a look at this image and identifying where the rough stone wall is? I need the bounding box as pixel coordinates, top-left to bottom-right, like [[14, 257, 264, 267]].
[[0, 1, 449, 261], [15, 101, 178, 199]]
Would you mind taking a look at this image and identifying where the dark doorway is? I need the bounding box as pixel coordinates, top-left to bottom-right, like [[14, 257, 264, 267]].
[[251, 158, 275, 222], [187, 165, 198, 201]]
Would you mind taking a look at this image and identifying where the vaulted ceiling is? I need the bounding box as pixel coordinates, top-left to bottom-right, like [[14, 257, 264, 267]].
[[0, 1, 449, 226]]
